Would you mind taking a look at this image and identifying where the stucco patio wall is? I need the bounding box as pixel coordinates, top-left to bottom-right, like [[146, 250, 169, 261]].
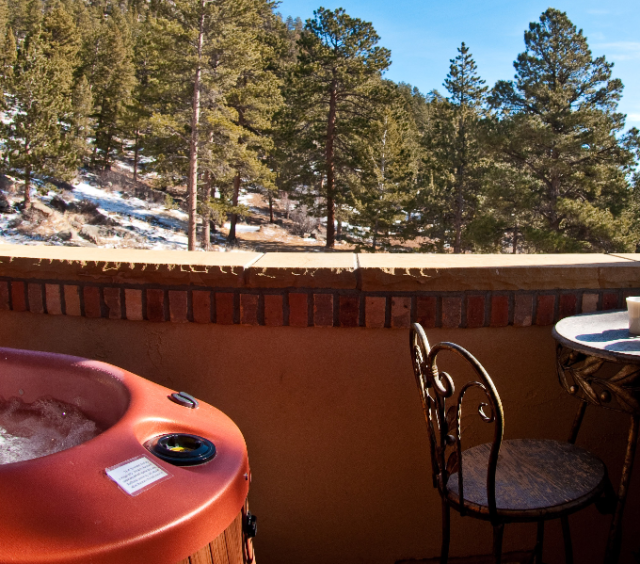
[[0, 245, 639, 564]]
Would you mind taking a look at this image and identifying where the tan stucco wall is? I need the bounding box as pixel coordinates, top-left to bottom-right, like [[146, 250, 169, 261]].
[[0, 311, 637, 564]]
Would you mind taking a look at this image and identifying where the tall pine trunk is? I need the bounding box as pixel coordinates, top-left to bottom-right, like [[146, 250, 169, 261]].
[[268, 192, 274, 223], [187, 3, 206, 251], [325, 77, 337, 248], [453, 114, 466, 254], [202, 169, 212, 251], [104, 130, 112, 170], [133, 130, 139, 182], [228, 173, 241, 242], [454, 172, 463, 253], [23, 164, 31, 207], [372, 218, 378, 252]]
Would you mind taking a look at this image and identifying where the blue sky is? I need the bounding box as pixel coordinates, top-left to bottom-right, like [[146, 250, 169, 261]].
[[276, 0, 640, 129]]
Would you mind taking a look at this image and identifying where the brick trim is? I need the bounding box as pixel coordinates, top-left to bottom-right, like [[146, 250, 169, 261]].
[[0, 277, 635, 329]]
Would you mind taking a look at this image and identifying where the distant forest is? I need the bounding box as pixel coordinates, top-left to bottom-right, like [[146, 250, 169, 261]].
[[1, 0, 639, 252]]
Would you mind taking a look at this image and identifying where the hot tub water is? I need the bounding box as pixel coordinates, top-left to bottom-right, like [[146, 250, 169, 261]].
[[0, 396, 101, 464]]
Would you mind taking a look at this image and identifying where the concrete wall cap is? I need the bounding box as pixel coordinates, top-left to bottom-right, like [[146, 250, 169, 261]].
[[0, 244, 263, 287], [1, 245, 639, 292], [246, 252, 357, 289], [357, 253, 640, 292]]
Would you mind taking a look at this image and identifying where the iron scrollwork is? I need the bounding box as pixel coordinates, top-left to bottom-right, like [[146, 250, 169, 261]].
[[556, 344, 640, 415]]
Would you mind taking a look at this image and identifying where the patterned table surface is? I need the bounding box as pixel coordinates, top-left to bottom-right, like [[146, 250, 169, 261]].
[[553, 310, 640, 363]]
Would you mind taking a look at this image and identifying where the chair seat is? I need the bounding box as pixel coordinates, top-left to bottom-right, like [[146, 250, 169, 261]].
[[447, 439, 607, 518]]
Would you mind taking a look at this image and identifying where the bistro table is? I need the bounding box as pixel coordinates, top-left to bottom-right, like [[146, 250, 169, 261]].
[[553, 310, 640, 564]]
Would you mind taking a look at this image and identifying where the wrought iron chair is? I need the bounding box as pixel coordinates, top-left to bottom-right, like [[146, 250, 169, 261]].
[[410, 323, 609, 564]]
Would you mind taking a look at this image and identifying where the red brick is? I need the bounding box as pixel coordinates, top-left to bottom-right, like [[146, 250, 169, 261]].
[[490, 295, 509, 327], [45, 284, 62, 315], [442, 297, 461, 329], [103, 288, 121, 319], [391, 297, 411, 328], [581, 293, 599, 313], [28, 284, 44, 314], [416, 296, 437, 328], [535, 295, 556, 326], [289, 293, 308, 327], [0, 281, 9, 310], [559, 293, 577, 319], [514, 294, 533, 327], [313, 294, 333, 327], [365, 297, 386, 329], [602, 292, 619, 311], [11, 282, 26, 312], [169, 291, 188, 323], [215, 293, 235, 325], [83, 287, 102, 318], [11, 282, 27, 311], [192, 291, 211, 324], [240, 294, 259, 326], [339, 295, 359, 327], [146, 289, 165, 322], [64, 285, 81, 317], [466, 295, 485, 328], [264, 295, 283, 327], [124, 289, 143, 321]]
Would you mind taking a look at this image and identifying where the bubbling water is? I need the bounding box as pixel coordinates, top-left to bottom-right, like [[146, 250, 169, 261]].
[[0, 396, 102, 464]]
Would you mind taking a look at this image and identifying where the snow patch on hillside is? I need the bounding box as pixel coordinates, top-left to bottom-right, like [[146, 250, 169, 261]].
[[0, 172, 199, 251]]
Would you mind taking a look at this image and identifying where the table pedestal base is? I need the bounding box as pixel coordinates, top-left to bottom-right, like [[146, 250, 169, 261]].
[[557, 344, 640, 564]]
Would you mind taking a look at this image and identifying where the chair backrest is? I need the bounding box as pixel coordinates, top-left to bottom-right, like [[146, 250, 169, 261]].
[[410, 323, 505, 520]]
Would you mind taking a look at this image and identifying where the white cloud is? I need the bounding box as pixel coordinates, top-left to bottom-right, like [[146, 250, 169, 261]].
[[627, 113, 640, 123]]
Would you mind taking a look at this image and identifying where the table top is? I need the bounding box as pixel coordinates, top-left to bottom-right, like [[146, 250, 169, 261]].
[[553, 310, 640, 363]]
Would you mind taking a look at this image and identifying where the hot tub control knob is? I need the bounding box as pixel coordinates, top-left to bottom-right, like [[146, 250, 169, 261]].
[[169, 391, 199, 409], [145, 433, 216, 466]]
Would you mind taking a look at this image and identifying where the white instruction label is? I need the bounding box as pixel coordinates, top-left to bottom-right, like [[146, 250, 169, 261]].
[[106, 456, 171, 496]]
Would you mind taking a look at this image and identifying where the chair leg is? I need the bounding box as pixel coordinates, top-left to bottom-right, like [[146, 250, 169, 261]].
[[440, 501, 450, 564], [533, 521, 544, 564], [492, 523, 504, 564], [561, 515, 573, 564]]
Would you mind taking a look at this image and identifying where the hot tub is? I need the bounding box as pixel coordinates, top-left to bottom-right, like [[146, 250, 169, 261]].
[[0, 347, 252, 564]]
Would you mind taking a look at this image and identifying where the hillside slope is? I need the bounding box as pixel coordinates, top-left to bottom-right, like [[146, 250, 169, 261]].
[[0, 165, 353, 252]]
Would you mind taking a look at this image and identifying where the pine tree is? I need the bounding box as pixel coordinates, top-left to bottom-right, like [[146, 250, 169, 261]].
[[293, 7, 391, 248], [489, 8, 637, 252], [4, 2, 82, 205], [0, 26, 16, 109], [123, 9, 157, 182], [70, 74, 94, 162], [64, 0, 93, 41], [269, 15, 319, 227], [9, 0, 29, 41], [0, 0, 8, 34], [410, 90, 459, 252], [23, 0, 43, 39], [346, 83, 420, 251], [145, 0, 237, 250], [443, 42, 488, 253], [145, 0, 278, 250], [82, 7, 136, 169], [223, 2, 282, 244]]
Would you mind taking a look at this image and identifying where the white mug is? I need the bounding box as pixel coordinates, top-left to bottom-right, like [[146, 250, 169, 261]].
[[627, 297, 640, 335]]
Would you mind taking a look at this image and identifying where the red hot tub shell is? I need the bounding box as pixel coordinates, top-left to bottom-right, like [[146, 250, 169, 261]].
[[0, 347, 250, 564]]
